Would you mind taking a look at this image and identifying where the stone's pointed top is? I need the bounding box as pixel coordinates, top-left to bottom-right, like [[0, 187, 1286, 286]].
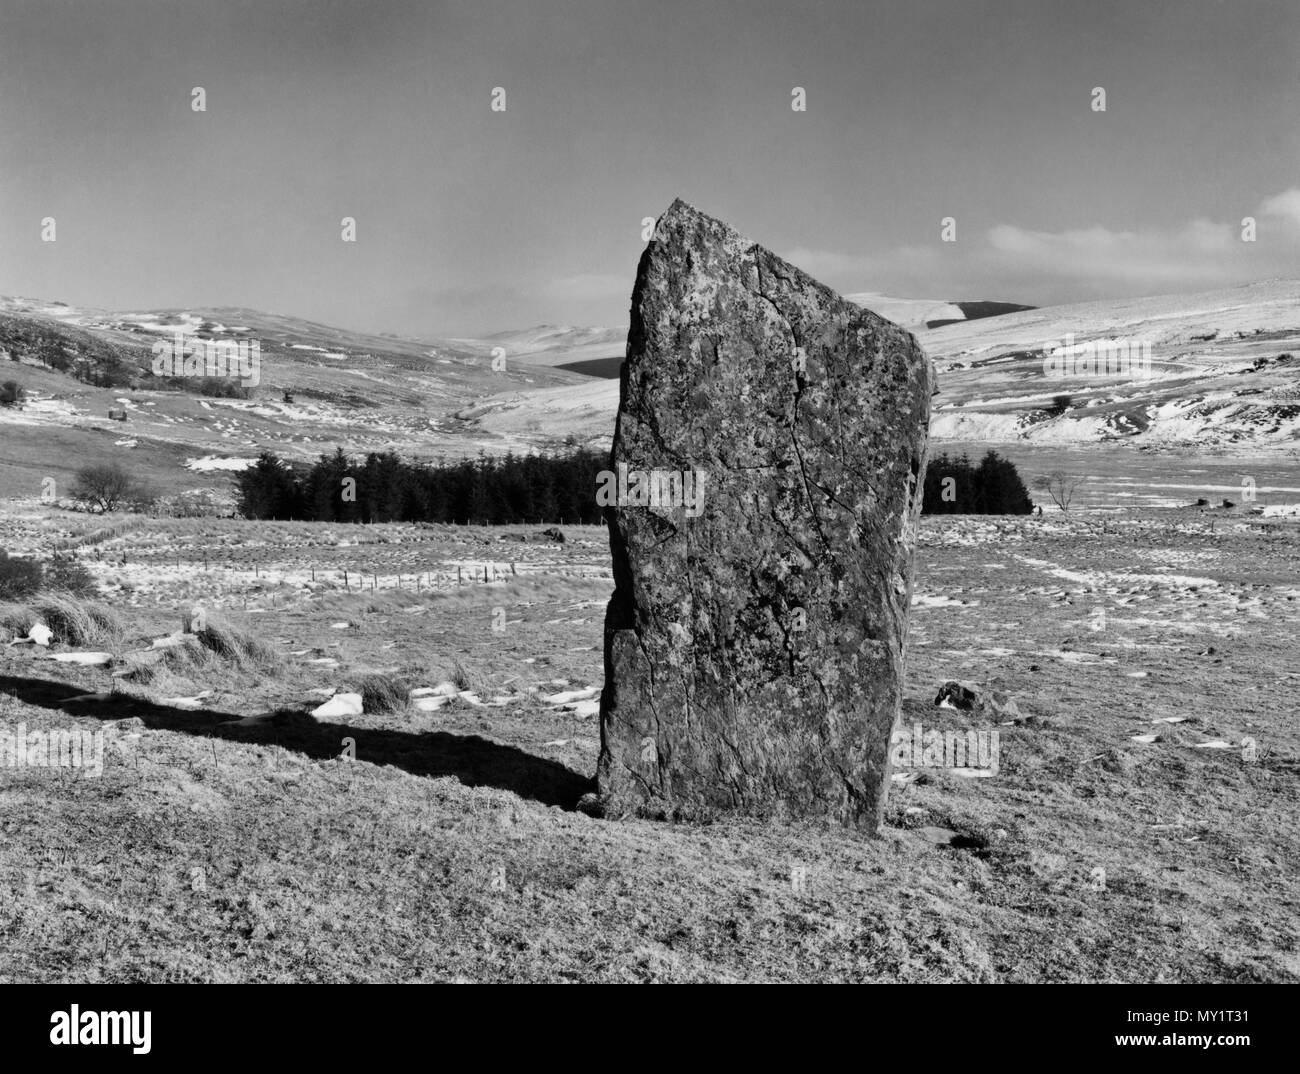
[[654, 198, 742, 245], [654, 198, 702, 241], [645, 200, 911, 336]]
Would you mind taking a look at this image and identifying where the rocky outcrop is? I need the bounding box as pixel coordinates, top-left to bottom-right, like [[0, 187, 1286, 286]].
[[934, 680, 1021, 720]]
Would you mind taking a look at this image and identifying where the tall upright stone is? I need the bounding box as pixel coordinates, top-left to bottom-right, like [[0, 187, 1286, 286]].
[[597, 199, 935, 831]]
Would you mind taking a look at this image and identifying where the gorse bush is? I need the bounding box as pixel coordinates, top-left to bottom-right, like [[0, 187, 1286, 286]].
[[358, 673, 412, 715], [28, 594, 123, 647], [43, 555, 97, 596], [195, 376, 252, 399], [180, 607, 281, 671], [0, 551, 43, 600], [450, 657, 488, 695], [1045, 394, 1072, 417], [922, 450, 1034, 515]]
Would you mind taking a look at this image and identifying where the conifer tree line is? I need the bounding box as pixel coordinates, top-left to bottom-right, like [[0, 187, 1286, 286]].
[[234, 446, 608, 524], [921, 450, 1035, 515], [234, 445, 1034, 523]]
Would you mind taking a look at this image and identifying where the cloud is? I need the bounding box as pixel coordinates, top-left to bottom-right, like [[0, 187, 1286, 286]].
[[1260, 187, 1300, 227], [983, 217, 1238, 288], [779, 245, 947, 298], [787, 188, 1300, 305], [537, 273, 629, 301], [375, 188, 1300, 331]]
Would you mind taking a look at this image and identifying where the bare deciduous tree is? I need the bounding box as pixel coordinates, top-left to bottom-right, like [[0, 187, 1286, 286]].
[[1032, 471, 1083, 512], [71, 462, 138, 513]]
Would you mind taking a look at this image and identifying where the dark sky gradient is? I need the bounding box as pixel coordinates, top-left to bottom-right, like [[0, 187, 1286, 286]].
[[2, 0, 1297, 334]]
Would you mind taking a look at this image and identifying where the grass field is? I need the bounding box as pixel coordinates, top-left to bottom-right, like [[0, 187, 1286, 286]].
[[1, 508, 1297, 982]]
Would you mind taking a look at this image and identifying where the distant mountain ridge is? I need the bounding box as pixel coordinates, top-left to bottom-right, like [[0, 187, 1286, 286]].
[[926, 301, 1038, 329], [469, 294, 1039, 379], [843, 293, 1037, 331], [454, 279, 1300, 453]]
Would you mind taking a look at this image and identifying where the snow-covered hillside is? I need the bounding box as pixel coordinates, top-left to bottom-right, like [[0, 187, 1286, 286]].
[[842, 292, 964, 329], [928, 279, 1300, 448], [463, 279, 1300, 453]]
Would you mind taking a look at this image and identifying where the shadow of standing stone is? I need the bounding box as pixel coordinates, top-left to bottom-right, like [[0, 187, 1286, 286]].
[[597, 199, 935, 831]]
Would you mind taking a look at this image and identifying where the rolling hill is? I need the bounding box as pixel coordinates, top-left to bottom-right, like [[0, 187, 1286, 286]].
[[460, 280, 1300, 455], [2, 281, 1296, 510], [0, 296, 594, 502]]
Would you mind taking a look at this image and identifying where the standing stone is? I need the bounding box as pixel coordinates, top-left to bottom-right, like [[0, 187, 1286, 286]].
[[597, 199, 934, 831]]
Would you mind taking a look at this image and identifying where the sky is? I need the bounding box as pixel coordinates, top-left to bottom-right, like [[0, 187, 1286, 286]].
[[1, 0, 1297, 336]]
